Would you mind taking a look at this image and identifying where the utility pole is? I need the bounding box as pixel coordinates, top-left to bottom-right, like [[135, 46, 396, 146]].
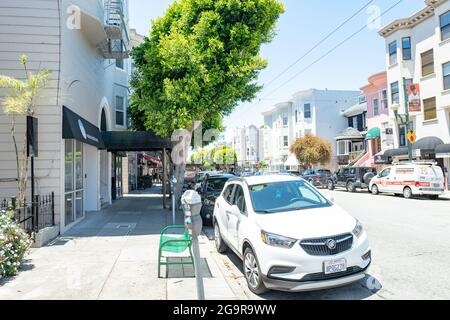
[[403, 78, 413, 162]]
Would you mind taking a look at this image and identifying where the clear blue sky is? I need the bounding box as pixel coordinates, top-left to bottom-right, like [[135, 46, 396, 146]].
[[129, 0, 425, 138]]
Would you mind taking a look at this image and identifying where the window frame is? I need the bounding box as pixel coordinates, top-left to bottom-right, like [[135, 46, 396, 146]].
[[423, 97, 437, 121], [402, 37, 412, 61], [115, 95, 125, 127], [443, 61, 450, 90], [373, 98, 380, 116], [389, 41, 397, 65], [304, 103, 312, 119], [391, 81, 399, 104], [440, 10, 450, 41], [421, 49, 435, 77]]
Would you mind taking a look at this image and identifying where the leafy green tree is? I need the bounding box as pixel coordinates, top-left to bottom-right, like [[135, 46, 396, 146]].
[[212, 145, 237, 167], [290, 134, 332, 169], [0, 56, 50, 202], [258, 160, 268, 170], [130, 0, 284, 201]]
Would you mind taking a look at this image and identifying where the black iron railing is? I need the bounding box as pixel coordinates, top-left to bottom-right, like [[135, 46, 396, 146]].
[[0, 192, 55, 235]]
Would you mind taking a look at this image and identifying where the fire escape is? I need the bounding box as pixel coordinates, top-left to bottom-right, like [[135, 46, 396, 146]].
[[99, 0, 129, 59]]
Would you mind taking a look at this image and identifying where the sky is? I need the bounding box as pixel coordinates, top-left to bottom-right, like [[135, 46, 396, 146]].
[[129, 0, 426, 140]]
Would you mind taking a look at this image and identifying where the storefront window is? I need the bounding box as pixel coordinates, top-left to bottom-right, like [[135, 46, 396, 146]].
[[65, 139, 84, 226]]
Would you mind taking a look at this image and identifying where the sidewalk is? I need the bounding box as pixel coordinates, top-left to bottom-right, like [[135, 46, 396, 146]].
[[0, 187, 236, 300]]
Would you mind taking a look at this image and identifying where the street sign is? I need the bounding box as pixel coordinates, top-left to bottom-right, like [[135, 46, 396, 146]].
[[407, 83, 421, 113], [407, 129, 417, 145]]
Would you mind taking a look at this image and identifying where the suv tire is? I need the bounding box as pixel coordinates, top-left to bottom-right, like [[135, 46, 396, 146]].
[[346, 181, 356, 193], [243, 247, 268, 295], [327, 180, 335, 190], [371, 185, 379, 195], [403, 187, 413, 199], [214, 222, 227, 253]]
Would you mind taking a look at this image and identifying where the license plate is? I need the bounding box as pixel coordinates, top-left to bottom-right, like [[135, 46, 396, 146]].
[[324, 259, 347, 275]]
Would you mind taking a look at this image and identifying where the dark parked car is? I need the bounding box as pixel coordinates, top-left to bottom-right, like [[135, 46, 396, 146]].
[[328, 167, 377, 192], [197, 173, 235, 225], [300, 169, 332, 188]]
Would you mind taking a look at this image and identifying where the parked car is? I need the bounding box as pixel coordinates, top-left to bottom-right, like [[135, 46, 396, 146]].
[[213, 175, 371, 294], [328, 167, 377, 192], [301, 169, 332, 188], [197, 173, 235, 225], [369, 162, 445, 199]]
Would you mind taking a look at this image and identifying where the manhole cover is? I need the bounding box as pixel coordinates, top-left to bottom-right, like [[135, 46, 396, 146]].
[[165, 258, 212, 279]]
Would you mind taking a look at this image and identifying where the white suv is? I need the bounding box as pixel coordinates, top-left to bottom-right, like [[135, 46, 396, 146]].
[[213, 175, 371, 294]]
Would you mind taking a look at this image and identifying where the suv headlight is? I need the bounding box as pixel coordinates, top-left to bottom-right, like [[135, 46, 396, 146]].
[[261, 231, 296, 249], [352, 219, 364, 238]]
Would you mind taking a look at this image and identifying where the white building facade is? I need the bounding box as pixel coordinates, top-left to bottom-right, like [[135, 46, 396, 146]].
[[262, 89, 359, 171], [0, 0, 131, 233], [232, 125, 261, 169], [379, 0, 450, 187]]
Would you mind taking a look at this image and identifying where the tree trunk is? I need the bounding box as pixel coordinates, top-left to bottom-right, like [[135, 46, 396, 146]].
[[172, 128, 194, 208]]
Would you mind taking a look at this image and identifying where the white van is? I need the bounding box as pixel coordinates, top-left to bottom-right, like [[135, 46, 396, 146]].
[[369, 162, 445, 199]]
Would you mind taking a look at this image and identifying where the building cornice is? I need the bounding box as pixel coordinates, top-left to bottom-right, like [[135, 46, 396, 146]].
[[378, 0, 446, 38]]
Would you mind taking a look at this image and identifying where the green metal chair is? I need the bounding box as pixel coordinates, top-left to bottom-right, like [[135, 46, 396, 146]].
[[158, 225, 194, 278]]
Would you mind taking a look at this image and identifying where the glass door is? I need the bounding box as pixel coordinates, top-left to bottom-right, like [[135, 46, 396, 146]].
[[65, 139, 84, 226]]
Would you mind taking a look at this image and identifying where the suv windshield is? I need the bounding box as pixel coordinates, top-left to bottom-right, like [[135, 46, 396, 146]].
[[249, 180, 331, 214]]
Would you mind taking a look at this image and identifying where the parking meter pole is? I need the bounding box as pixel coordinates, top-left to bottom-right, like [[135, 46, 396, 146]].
[[171, 178, 177, 225], [181, 190, 205, 300], [192, 234, 205, 300]]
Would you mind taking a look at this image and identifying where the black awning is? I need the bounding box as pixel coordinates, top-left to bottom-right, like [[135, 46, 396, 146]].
[[383, 147, 408, 157], [412, 136, 444, 151], [102, 131, 173, 152], [436, 144, 450, 155], [63, 106, 105, 149]]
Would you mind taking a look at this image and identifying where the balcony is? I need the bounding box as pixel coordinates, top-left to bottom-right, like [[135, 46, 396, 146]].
[[99, 0, 130, 59]]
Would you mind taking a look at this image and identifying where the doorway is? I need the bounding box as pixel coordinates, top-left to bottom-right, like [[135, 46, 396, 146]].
[[64, 139, 84, 227]]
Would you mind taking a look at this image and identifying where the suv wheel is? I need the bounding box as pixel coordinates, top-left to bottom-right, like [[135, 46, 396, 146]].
[[214, 222, 227, 253], [371, 185, 379, 195], [346, 181, 356, 193], [327, 181, 335, 190], [403, 187, 413, 199], [243, 247, 268, 295]]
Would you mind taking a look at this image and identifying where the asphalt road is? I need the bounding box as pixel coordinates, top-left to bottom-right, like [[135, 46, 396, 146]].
[[206, 189, 450, 300]]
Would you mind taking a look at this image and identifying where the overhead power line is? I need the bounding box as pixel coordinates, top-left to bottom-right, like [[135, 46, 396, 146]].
[[264, 0, 375, 89], [231, 0, 404, 122]]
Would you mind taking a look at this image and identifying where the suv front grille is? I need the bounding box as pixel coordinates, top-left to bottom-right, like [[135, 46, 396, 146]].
[[298, 266, 365, 282], [300, 233, 353, 256]]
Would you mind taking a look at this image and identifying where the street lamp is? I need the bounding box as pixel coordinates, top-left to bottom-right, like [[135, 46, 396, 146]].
[[390, 78, 413, 161]]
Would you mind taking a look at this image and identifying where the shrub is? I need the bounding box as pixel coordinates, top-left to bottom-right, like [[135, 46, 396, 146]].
[[0, 209, 31, 278]]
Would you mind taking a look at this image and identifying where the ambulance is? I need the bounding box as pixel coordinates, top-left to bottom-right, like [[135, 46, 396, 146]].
[[369, 162, 445, 199]]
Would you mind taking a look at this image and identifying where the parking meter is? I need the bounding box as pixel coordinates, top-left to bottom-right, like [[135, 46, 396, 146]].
[[181, 190, 205, 300]]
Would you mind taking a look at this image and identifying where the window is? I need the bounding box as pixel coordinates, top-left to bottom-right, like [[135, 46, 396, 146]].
[[359, 96, 367, 104], [337, 140, 347, 155], [223, 184, 235, 204], [116, 59, 124, 69], [391, 82, 399, 104], [440, 10, 450, 41], [304, 104, 311, 119], [249, 180, 331, 214], [233, 185, 247, 214], [402, 37, 411, 60], [64, 140, 83, 226], [389, 41, 397, 65], [115, 96, 125, 126], [421, 49, 434, 77], [443, 62, 450, 90], [283, 136, 289, 148], [282, 116, 288, 126], [399, 124, 407, 147], [295, 110, 298, 123], [423, 97, 437, 121], [381, 90, 388, 109], [373, 98, 379, 116], [380, 168, 391, 178]]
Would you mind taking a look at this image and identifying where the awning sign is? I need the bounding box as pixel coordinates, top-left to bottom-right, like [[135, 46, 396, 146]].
[[63, 106, 105, 149], [408, 83, 421, 113]]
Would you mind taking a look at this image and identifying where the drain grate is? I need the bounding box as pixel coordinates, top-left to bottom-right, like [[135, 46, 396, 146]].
[[165, 258, 212, 279]]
